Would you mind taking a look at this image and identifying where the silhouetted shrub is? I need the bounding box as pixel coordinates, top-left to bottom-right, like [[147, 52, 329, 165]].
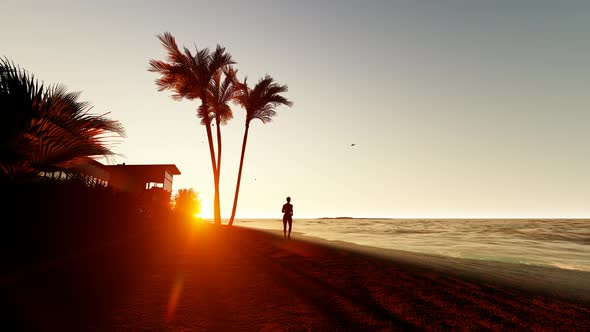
[[172, 188, 201, 219]]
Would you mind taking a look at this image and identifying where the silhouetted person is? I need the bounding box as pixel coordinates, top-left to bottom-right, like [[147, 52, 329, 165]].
[[282, 197, 293, 239]]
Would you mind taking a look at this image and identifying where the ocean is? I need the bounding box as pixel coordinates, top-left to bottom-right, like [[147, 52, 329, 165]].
[[235, 218, 590, 272]]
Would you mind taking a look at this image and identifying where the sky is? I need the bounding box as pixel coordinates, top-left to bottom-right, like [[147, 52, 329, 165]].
[[2, 0, 590, 218]]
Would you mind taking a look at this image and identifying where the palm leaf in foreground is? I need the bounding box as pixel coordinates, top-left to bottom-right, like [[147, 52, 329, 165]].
[[0, 57, 125, 179]]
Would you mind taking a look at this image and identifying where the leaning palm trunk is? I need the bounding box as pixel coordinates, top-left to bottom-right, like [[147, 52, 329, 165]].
[[227, 75, 291, 226], [228, 121, 250, 226]]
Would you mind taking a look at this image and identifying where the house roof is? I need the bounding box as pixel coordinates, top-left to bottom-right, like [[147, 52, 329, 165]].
[[104, 164, 181, 175]]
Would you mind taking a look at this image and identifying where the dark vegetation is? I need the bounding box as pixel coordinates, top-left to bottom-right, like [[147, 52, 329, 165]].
[[0, 179, 173, 274], [0, 57, 125, 181], [0, 57, 182, 275], [0, 55, 123, 272], [0, 178, 188, 331]]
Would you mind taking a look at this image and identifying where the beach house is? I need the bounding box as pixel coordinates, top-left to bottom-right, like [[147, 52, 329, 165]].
[[76, 160, 181, 194]]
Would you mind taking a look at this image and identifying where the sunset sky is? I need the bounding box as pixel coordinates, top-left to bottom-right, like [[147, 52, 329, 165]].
[[2, 1, 590, 218]]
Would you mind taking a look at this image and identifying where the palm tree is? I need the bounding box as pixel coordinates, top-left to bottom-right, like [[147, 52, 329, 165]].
[[206, 66, 238, 213], [148, 32, 234, 225], [228, 75, 292, 226], [0, 57, 125, 179]]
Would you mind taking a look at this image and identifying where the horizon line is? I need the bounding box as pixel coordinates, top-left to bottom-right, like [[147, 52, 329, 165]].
[[203, 216, 590, 220]]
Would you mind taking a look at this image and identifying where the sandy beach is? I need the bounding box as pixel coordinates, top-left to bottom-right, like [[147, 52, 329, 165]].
[[2, 222, 590, 331], [4, 2, 590, 331]]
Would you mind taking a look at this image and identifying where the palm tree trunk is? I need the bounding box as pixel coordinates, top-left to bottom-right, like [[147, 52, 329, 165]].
[[204, 118, 220, 225], [228, 121, 250, 226], [214, 115, 222, 225]]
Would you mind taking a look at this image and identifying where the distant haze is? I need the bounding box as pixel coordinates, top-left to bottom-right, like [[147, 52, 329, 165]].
[[2, 1, 590, 218]]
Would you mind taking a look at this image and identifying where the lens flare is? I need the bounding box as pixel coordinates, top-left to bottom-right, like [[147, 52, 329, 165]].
[[165, 273, 184, 322]]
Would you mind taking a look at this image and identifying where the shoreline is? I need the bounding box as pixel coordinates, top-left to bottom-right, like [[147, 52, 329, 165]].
[[240, 226, 590, 306], [235, 218, 590, 273]]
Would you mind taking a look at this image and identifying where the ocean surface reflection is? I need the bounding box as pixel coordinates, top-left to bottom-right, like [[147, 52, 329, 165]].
[[237, 218, 590, 271]]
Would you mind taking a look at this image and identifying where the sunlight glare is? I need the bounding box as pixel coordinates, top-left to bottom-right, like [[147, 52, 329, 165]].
[[198, 197, 213, 220]]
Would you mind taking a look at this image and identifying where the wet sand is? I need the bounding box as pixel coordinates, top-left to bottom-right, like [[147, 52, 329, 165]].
[[2, 222, 590, 331]]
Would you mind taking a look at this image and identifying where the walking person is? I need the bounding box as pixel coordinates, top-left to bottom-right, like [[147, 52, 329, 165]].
[[282, 197, 293, 239]]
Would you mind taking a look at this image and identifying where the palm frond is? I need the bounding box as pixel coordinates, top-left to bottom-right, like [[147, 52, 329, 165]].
[[208, 44, 235, 75], [156, 32, 188, 66], [232, 74, 292, 124], [1, 57, 46, 174], [1, 58, 125, 177], [197, 103, 213, 125], [149, 33, 207, 101], [205, 65, 238, 125], [232, 76, 251, 110]]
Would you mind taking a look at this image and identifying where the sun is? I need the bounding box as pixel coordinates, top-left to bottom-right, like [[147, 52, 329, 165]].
[[194, 197, 213, 220]]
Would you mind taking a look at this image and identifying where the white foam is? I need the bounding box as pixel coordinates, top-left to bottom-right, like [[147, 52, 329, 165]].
[[550, 263, 589, 271]]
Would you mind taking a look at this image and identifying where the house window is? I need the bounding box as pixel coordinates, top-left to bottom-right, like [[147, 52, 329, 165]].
[[146, 182, 164, 190]]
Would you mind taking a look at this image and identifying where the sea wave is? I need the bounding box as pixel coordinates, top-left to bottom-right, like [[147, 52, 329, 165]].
[[237, 218, 590, 272]]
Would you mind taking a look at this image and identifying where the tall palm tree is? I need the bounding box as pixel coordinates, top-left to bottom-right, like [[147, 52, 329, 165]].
[[148, 32, 234, 225], [228, 75, 292, 226], [0, 57, 125, 179], [206, 66, 238, 213]]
